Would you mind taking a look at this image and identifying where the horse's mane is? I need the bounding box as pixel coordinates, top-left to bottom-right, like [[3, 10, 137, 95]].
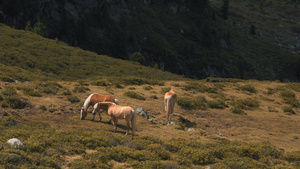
[[83, 93, 97, 111]]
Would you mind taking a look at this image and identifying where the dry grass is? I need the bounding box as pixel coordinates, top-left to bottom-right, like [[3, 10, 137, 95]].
[[0, 79, 299, 168]]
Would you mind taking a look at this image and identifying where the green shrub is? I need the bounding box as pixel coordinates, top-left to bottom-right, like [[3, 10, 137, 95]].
[[266, 88, 276, 95], [179, 148, 215, 165], [284, 151, 300, 162], [0, 117, 18, 126], [285, 83, 300, 92], [62, 89, 72, 95], [124, 91, 146, 100], [67, 96, 80, 103], [235, 98, 260, 110], [211, 157, 267, 169], [150, 95, 158, 99], [280, 90, 300, 107], [121, 77, 164, 86], [283, 106, 296, 115], [68, 159, 99, 169], [2, 95, 31, 109], [91, 80, 110, 86], [72, 86, 90, 93], [240, 85, 257, 93], [177, 96, 207, 110], [208, 99, 228, 109], [183, 82, 208, 92], [231, 106, 246, 115], [2, 86, 17, 96], [0, 76, 14, 82], [130, 52, 145, 65], [143, 86, 153, 90], [161, 87, 171, 94], [20, 86, 42, 97], [39, 82, 62, 94]]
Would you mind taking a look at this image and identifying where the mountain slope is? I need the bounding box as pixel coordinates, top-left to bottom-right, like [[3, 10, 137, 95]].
[[0, 23, 184, 82], [0, 0, 299, 81]]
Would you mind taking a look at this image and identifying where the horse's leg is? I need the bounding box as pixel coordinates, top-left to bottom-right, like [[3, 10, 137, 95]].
[[125, 119, 130, 135], [98, 110, 102, 121], [112, 118, 117, 132], [92, 111, 96, 121]]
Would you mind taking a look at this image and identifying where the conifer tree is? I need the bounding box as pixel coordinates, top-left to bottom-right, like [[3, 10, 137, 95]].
[[221, 0, 229, 20]]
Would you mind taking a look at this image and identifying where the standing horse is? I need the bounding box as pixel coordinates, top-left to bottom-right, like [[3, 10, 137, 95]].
[[164, 89, 177, 122], [80, 93, 119, 121], [92, 102, 137, 135]]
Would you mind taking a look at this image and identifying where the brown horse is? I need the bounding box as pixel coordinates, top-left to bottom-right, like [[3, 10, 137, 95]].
[[164, 89, 177, 121], [92, 102, 137, 135], [80, 93, 119, 121]]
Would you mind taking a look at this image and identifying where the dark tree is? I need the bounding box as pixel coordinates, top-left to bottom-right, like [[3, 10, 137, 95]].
[[221, 0, 229, 20], [250, 24, 256, 35]]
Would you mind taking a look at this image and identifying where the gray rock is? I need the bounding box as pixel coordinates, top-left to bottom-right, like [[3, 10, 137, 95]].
[[167, 121, 176, 125], [7, 138, 25, 149], [187, 128, 196, 132], [135, 107, 149, 119]]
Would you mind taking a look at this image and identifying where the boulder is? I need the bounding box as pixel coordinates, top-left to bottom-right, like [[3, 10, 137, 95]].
[[7, 138, 25, 149], [135, 107, 149, 119]]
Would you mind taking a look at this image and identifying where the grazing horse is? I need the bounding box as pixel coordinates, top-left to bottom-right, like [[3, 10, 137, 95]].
[[164, 89, 177, 121], [80, 93, 119, 121], [92, 102, 137, 135]]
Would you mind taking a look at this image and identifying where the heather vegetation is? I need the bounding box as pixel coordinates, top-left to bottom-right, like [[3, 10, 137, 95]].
[[0, 1, 299, 168]]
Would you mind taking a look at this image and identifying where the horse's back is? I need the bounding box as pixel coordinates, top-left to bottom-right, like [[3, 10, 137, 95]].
[[90, 94, 115, 105]]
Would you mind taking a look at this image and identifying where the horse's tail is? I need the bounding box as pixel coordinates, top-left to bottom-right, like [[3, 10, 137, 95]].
[[114, 99, 119, 105], [131, 110, 137, 131]]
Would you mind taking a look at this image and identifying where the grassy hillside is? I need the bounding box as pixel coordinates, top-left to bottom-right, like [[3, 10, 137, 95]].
[[1, 0, 299, 81], [0, 23, 184, 82], [0, 79, 299, 168], [0, 23, 299, 168]]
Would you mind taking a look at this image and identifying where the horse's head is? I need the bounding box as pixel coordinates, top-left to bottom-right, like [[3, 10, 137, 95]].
[[80, 107, 87, 120]]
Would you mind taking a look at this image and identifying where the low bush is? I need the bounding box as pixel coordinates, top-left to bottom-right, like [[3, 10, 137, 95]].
[[121, 77, 164, 86], [2, 95, 31, 109], [143, 86, 153, 90], [177, 96, 207, 110], [62, 89, 72, 95], [235, 98, 260, 110], [91, 80, 110, 86], [280, 90, 300, 108], [2, 86, 17, 96], [283, 106, 296, 115], [19, 86, 42, 97], [67, 95, 80, 103], [160, 87, 171, 94], [124, 91, 146, 100], [240, 85, 257, 93], [39, 82, 62, 94], [150, 95, 158, 99], [207, 99, 228, 109], [231, 106, 246, 115], [72, 86, 90, 93]]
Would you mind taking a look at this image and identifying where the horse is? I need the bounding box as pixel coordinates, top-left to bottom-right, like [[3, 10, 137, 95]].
[[80, 93, 119, 121], [164, 89, 177, 122], [92, 102, 137, 135]]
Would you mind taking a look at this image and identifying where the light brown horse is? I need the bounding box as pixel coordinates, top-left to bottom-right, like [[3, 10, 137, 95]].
[[80, 93, 119, 121], [92, 102, 137, 135], [164, 89, 177, 121]]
